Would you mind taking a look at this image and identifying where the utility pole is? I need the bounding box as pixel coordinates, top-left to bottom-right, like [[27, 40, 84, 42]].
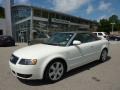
[[111, 23, 115, 35]]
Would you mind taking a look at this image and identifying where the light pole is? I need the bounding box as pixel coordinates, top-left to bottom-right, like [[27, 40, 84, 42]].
[[111, 23, 115, 35]]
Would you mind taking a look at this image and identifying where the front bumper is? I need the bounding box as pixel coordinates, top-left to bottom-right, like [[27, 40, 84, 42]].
[[9, 61, 43, 80]]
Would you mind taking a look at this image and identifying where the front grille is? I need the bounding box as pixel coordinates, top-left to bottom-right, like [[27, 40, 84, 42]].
[[10, 55, 19, 64]]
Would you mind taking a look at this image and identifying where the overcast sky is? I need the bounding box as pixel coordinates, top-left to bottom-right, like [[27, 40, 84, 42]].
[[0, 0, 120, 21]]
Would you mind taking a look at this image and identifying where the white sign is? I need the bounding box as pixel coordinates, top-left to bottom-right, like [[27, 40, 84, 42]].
[[33, 17, 48, 22], [52, 18, 70, 24]]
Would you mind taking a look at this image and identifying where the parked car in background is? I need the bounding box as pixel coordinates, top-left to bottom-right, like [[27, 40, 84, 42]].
[[0, 36, 15, 47], [93, 32, 108, 39], [108, 35, 120, 41], [9, 32, 109, 83]]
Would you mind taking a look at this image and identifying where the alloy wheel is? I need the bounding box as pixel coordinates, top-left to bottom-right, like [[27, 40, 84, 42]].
[[101, 49, 108, 62], [48, 62, 64, 81]]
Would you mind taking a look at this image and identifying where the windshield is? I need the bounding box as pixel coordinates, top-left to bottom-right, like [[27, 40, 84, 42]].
[[45, 32, 74, 46]]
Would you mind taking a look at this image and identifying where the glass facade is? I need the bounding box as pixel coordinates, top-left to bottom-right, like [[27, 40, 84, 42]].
[[12, 6, 31, 42], [11, 5, 96, 42], [33, 20, 48, 31], [33, 8, 49, 18], [32, 8, 84, 32], [32, 20, 49, 39], [12, 6, 31, 22], [14, 20, 30, 42]]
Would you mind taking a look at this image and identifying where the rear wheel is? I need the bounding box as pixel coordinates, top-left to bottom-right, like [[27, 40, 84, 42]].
[[99, 49, 108, 62], [44, 60, 65, 83]]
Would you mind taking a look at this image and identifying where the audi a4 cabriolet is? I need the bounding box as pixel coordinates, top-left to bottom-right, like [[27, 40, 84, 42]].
[[9, 31, 109, 82]]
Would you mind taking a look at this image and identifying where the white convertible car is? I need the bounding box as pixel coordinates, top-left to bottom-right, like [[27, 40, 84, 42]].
[[9, 32, 109, 82]]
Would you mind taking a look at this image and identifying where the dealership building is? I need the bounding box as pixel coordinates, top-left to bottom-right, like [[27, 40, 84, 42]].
[[1, 0, 98, 42]]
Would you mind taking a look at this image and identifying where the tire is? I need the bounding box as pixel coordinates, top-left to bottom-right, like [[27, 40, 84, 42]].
[[44, 60, 65, 83], [99, 49, 108, 62]]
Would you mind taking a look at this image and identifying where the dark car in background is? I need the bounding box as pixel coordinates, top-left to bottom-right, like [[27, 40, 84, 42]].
[[0, 36, 15, 47], [108, 35, 120, 41]]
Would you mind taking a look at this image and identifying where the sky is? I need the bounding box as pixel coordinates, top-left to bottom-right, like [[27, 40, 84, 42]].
[[0, 0, 120, 21]]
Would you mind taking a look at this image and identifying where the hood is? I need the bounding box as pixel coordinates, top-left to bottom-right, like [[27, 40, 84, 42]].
[[13, 44, 65, 59]]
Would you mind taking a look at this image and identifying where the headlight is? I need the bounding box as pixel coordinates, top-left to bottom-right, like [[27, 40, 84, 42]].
[[19, 59, 37, 65]]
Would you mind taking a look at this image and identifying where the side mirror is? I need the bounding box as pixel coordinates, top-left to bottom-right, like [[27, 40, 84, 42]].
[[73, 40, 81, 45]]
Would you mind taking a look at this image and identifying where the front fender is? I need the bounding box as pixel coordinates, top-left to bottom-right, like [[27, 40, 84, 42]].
[[101, 41, 109, 52], [99, 41, 109, 59], [38, 54, 67, 79]]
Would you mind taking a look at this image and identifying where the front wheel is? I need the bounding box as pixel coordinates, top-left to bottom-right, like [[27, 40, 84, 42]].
[[44, 60, 65, 83], [99, 49, 108, 62]]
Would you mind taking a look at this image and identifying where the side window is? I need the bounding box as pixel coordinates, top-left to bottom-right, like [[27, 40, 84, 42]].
[[73, 33, 85, 43], [98, 33, 103, 36], [84, 34, 98, 43], [72, 33, 99, 45]]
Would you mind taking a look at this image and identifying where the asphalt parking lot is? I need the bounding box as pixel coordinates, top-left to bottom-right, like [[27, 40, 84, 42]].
[[0, 42, 120, 90]]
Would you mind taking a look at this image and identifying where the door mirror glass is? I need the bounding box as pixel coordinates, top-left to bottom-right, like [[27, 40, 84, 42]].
[[73, 40, 81, 45]]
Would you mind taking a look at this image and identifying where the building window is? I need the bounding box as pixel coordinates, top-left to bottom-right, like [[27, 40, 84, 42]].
[[33, 9, 49, 18], [33, 20, 48, 31], [49, 12, 55, 19], [42, 10, 49, 18], [0, 30, 3, 35], [0, 7, 5, 18], [33, 9, 42, 17], [12, 6, 31, 22], [15, 20, 30, 42]]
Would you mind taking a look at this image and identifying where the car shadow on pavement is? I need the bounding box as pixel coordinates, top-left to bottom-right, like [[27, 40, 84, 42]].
[[63, 56, 111, 79], [18, 56, 111, 86]]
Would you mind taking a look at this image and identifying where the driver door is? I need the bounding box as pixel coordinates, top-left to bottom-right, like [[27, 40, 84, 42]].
[[66, 33, 100, 70]]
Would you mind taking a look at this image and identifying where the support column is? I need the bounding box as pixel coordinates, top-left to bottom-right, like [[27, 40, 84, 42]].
[[4, 0, 14, 36], [30, 7, 33, 41]]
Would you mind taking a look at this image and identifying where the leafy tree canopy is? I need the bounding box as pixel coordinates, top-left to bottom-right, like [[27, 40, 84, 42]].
[[98, 15, 120, 33]]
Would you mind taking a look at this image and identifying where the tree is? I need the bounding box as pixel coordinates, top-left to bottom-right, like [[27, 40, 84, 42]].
[[109, 15, 120, 31], [109, 15, 118, 23], [98, 15, 120, 33], [98, 19, 111, 33]]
